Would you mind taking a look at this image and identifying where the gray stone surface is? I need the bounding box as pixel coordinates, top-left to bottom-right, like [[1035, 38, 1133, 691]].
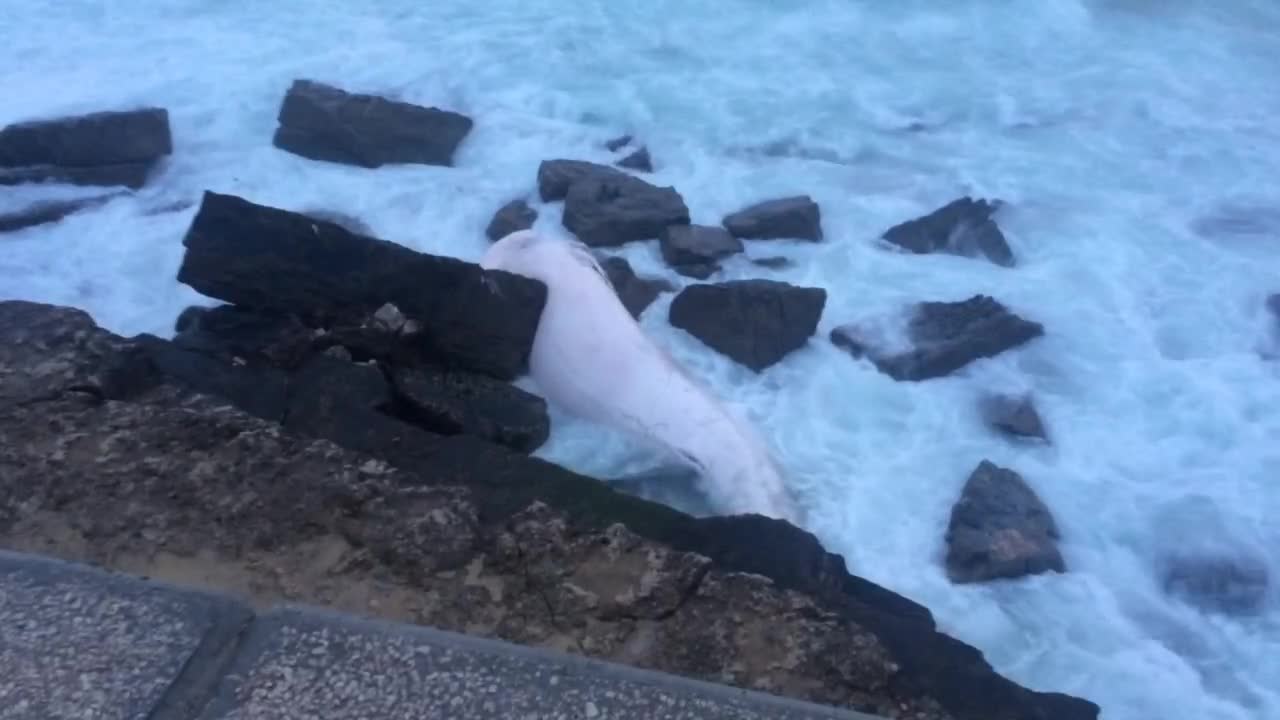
[[199, 605, 880, 720], [0, 549, 251, 720], [0, 548, 883, 720]]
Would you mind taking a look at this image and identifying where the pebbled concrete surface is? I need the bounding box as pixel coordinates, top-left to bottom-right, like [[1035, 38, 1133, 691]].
[[0, 549, 252, 720], [0, 548, 881, 720]]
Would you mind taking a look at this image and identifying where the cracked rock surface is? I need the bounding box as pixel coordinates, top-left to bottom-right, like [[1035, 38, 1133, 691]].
[[0, 300, 1099, 720]]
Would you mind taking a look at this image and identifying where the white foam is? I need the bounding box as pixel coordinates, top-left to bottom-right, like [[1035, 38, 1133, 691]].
[[2, 1, 1279, 717]]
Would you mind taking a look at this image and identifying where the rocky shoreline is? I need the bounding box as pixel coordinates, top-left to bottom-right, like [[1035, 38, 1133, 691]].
[[4, 74, 1267, 719]]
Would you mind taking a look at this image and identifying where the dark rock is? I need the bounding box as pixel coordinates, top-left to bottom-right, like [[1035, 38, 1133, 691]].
[[0, 193, 125, 234], [0, 299, 1102, 720], [1161, 552, 1270, 616], [388, 365, 550, 453], [979, 393, 1048, 442], [171, 304, 316, 370], [485, 199, 537, 242], [751, 256, 792, 270], [944, 460, 1065, 584], [599, 256, 675, 319], [604, 135, 632, 152], [0, 108, 171, 190], [882, 197, 1014, 267], [0, 107, 171, 167], [132, 333, 292, 423], [272, 79, 473, 168], [669, 280, 826, 372], [562, 173, 690, 247], [660, 225, 744, 278], [536, 159, 628, 202], [0, 163, 158, 189], [175, 191, 545, 380], [722, 196, 822, 242], [300, 208, 372, 236], [617, 146, 652, 172], [831, 295, 1044, 381]]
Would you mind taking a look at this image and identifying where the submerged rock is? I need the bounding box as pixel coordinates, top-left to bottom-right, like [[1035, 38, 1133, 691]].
[[979, 392, 1049, 442], [1161, 553, 1271, 616], [944, 460, 1066, 584], [722, 195, 823, 241], [0, 107, 172, 189], [604, 135, 633, 152], [831, 295, 1044, 381], [660, 224, 744, 279], [272, 79, 473, 168], [617, 146, 653, 172], [485, 198, 537, 241], [669, 279, 826, 372], [0, 299, 1101, 720], [562, 172, 690, 247], [599, 256, 675, 319], [881, 197, 1014, 267], [0, 193, 126, 234]]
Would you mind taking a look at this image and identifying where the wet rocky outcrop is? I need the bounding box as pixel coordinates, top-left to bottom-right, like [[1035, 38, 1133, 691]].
[[979, 393, 1049, 442], [485, 198, 537, 241], [0, 107, 172, 188], [723, 195, 823, 242], [831, 295, 1044, 381], [660, 224, 744, 279], [0, 295, 1099, 720], [599, 256, 676, 319], [880, 197, 1014, 267], [0, 193, 127, 233], [669, 279, 826, 372], [944, 461, 1066, 584], [272, 79, 474, 168]]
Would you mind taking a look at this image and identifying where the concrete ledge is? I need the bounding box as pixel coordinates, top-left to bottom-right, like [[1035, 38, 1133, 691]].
[[0, 549, 884, 720], [0, 549, 252, 720]]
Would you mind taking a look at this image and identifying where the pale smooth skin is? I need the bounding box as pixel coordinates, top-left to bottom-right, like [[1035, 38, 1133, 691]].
[[480, 230, 801, 524]]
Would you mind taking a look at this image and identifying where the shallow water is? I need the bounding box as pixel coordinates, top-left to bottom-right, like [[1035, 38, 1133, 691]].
[[3, 1, 1279, 717]]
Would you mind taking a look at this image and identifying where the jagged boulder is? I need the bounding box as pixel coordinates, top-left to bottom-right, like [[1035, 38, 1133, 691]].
[[881, 197, 1014, 267], [944, 460, 1066, 583], [669, 280, 826, 371]]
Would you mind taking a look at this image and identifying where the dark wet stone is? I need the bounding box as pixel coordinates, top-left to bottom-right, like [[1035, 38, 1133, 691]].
[[660, 225, 743, 279], [388, 365, 550, 453], [599, 256, 676, 319], [751, 256, 792, 270], [485, 199, 537, 242], [979, 393, 1048, 442], [1161, 552, 1270, 616], [176, 191, 545, 380], [669, 280, 826, 372], [562, 173, 690, 247], [944, 460, 1065, 584], [881, 197, 1014, 267], [0, 193, 125, 234], [536, 159, 627, 202], [617, 146, 653, 172], [831, 295, 1044, 382], [722, 196, 822, 242], [0, 107, 171, 189], [272, 79, 473, 168], [604, 135, 633, 152]]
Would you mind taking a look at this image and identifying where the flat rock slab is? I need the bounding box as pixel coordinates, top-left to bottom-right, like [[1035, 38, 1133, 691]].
[[562, 172, 690, 247], [0, 193, 125, 234], [199, 605, 880, 720], [0, 549, 251, 720], [0, 107, 172, 189], [723, 196, 823, 241], [273, 79, 473, 168]]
